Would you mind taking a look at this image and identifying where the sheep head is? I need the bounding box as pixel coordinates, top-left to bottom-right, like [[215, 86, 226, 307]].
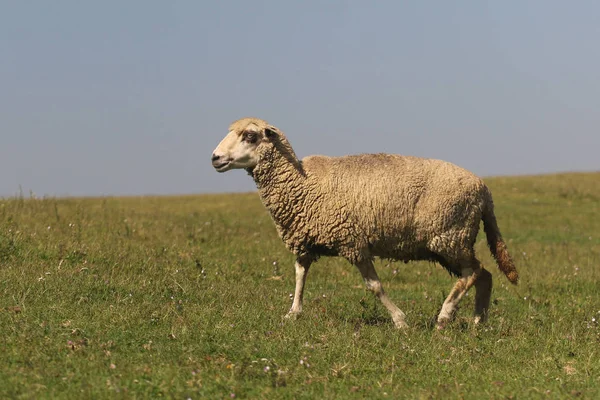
[[211, 117, 280, 173]]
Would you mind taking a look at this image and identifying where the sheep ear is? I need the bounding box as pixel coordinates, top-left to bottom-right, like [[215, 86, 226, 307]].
[[264, 126, 279, 140]]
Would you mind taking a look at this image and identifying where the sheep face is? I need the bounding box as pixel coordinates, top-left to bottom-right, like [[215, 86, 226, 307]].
[[212, 118, 276, 172]]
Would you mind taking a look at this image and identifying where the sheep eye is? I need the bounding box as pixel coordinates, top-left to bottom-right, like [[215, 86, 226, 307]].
[[244, 132, 258, 143]]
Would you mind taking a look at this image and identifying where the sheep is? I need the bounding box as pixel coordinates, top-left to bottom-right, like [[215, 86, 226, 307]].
[[211, 117, 518, 329]]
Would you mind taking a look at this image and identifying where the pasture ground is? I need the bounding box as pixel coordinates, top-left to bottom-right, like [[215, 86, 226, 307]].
[[1, 173, 600, 399]]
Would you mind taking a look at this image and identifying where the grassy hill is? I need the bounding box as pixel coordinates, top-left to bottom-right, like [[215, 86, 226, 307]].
[[1, 173, 599, 399]]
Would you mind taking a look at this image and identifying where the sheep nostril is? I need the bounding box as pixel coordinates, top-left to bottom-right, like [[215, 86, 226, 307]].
[[211, 154, 220, 162]]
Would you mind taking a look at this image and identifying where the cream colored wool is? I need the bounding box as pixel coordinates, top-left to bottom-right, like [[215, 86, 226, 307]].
[[212, 117, 518, 328]]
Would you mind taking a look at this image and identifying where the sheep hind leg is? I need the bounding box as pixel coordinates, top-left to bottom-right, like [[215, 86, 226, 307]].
[[473, 267, 492, 324], [284, 256, 313, 320], [436, 260, 482, 329], [355, 259, 408, 329]]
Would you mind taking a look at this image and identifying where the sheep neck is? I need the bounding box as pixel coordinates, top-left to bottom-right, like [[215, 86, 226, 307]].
[[250, 141, 307, 234]]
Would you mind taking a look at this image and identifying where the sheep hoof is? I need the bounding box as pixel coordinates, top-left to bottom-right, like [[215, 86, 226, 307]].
[[393, 318, 409, 329], [436, 319, 449, 330], [284, 312, 300, 321]]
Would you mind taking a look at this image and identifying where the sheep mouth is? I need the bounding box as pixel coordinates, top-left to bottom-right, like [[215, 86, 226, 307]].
[[213, 161, 231, 172]]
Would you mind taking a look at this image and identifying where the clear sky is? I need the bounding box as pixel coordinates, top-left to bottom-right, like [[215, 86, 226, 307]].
[[2, 1, 599, 197]]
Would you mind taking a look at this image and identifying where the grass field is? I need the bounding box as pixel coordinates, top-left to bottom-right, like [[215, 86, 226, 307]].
[[1, 172, 600, 399]]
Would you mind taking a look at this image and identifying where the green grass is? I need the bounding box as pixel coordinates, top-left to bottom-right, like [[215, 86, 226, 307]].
[[1, 172, 600, 399]]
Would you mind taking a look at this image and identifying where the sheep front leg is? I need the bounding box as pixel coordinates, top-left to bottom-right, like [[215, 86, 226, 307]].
[[285, 256, 312, 320], [355, 260, 408, 329]]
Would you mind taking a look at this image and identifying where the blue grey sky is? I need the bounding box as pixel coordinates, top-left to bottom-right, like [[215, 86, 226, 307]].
[[2, 1, 599, 197]]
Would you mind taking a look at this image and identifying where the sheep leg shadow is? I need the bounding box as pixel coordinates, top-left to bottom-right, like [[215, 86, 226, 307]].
[[284, 257, 312, 320], [355, 259, 408, 329]]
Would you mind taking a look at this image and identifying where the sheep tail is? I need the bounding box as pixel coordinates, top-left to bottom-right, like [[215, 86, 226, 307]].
[[482, 187, 519, 284]]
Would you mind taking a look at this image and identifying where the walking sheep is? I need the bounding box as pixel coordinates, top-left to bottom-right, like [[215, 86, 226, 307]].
[[211, 117, 518, 329]]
